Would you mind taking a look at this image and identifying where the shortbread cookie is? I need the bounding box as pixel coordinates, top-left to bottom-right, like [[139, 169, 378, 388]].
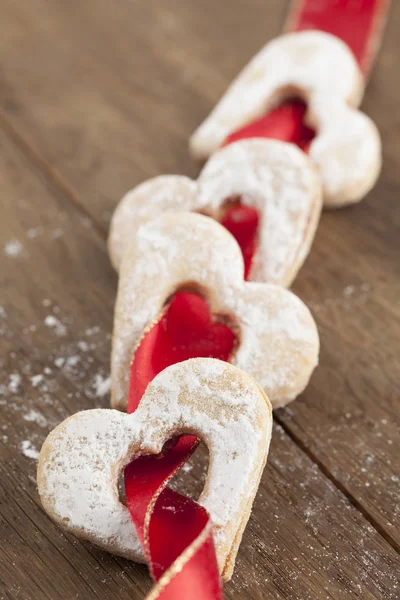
[[108, 138, 322, 286], [112, 212, 319, 411], [37, 358, 272, 581], [189, 31, 381, 208]]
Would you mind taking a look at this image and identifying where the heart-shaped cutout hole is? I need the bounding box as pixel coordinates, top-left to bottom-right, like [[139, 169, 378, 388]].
[[224, 98, 316, 152], [124, 434, 203, 580], [128, 291, 238, 412], [219, 198, 260, 280], [119, 436, 210, 507]]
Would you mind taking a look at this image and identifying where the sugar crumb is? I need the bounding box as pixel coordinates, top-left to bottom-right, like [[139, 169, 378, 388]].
[[92, 374, 111, 397], [343, 285, 355, 297], [21, 440, 40, 460], [27, 226, 44, 239], [23, 409, 48, 428], [44, 315, 67, 336], [4, 239, 23, 257], [31, 374, 44, 388], [9, 374, 22, 393]]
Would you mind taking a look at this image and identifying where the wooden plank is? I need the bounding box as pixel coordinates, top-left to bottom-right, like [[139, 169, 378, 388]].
[[0, 0, 399, 549], [0, 134, 152, 600], [0, 0, 285, 222], [1, 127, 399, 598], [283, 202, 400, 550]]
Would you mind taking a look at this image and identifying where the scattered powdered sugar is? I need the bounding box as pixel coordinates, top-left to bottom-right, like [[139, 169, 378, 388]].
[[8, 374, 21, 393], [86, 326, 101, 336], [343, 284, 356, 297], [44, 315, 67, 336], [27, 226, 44, 239], [31, 374, 44, 388], [65, 356, 80, 369], [310, 282, 371, 314], [90, 374, 112, 398], [181, 463, 193, 473], [23, 409, 48, 428], [4, 239, 23, 257], [21, 440, 40, 460], [1, 308, 112, 471]]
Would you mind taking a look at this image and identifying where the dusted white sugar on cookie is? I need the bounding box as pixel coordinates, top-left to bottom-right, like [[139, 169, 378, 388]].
[[108, 138, 322, 286], [37, 358, 273, 582], [189, 31, 381, 208], [112, 212, 319, 412]]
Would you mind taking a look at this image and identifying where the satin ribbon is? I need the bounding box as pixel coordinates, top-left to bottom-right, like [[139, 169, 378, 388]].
[[123, 2, 390, 598], [124, 292, 235, 599], [125, 437, 222, 600], [220, 205, 259, 279]]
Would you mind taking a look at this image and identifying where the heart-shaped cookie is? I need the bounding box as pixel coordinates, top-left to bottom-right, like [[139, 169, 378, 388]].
[[108, 138, 322, 286], [37, 358, 272, 580], [189, 31, 381, 208], [112, 212, 319, 411]]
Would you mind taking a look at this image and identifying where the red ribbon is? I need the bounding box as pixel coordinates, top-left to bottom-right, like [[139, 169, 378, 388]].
[[125, 436, 222, 600], [220, 205, 260, 279], [124, 292, 236, 599], [125, 437, 222, 600], [123, 2, 390, 598]]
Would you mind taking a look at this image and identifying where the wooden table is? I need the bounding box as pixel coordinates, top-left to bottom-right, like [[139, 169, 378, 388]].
[[1, 1, 399, 598]]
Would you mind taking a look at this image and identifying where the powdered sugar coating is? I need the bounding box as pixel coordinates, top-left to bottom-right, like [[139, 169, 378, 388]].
[[37, 359, 272, 580], [109, 175, 197, 272], [108, 139, 322, 286], [112, 212, 319, 411], [189, 31, 381, 207]]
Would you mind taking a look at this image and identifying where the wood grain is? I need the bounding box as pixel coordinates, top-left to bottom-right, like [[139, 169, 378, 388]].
[[1, 115, 399, 600], [0, 0, 399, 598], [1, 0, 399, 547]]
